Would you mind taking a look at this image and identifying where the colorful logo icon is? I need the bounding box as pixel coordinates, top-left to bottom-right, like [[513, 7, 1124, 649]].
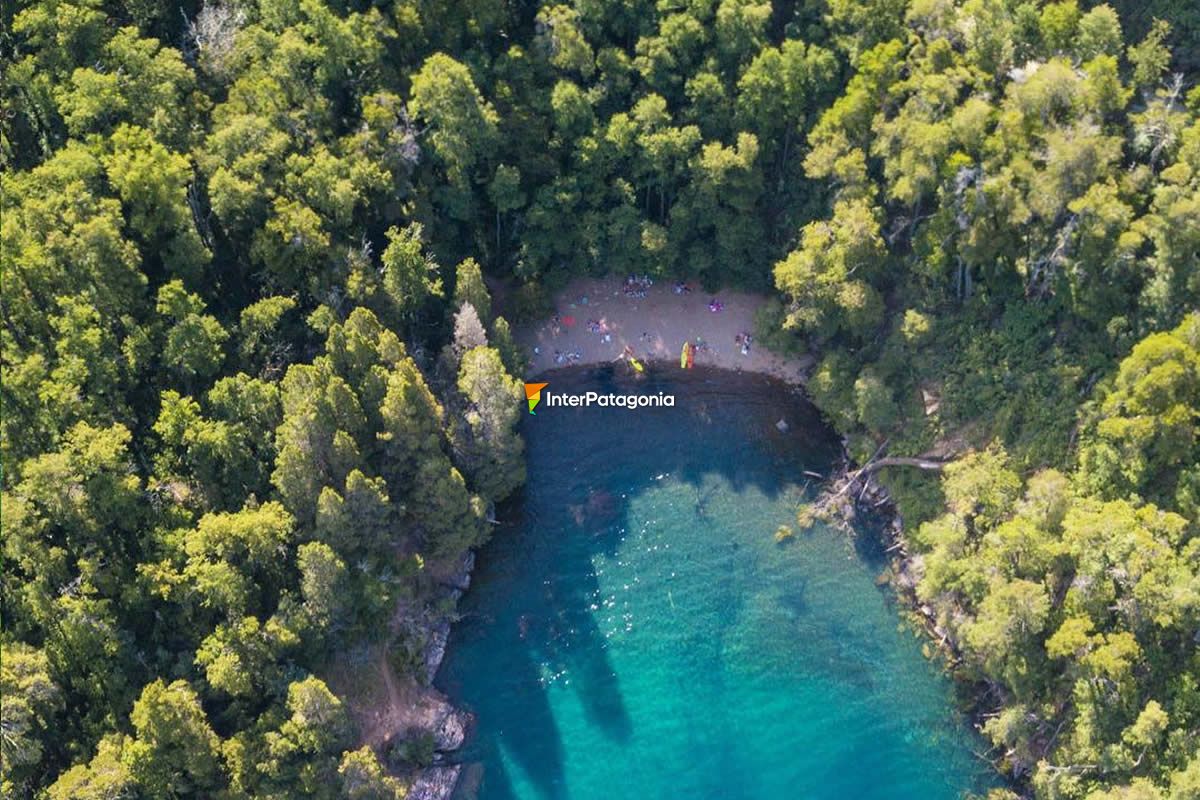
[[524, 382, 549, 414]]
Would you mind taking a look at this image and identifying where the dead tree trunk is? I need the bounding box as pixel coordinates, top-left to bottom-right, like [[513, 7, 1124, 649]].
[[799, 447, 951, 529]]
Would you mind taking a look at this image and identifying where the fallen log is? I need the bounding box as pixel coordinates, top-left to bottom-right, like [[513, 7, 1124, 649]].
[[797, 447, 952, 531]]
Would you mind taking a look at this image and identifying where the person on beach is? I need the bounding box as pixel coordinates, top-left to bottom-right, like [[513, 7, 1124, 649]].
[[735, 331, 753, 354]]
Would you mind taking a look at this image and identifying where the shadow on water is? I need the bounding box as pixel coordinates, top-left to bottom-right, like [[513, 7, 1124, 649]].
[[437, 364, 844, 800]]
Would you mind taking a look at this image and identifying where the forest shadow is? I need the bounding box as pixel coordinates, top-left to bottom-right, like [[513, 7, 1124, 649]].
[[436, 364, 843, 800]]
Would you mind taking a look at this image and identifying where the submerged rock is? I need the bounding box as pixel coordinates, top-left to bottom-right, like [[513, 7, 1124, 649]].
[[452, 763, 484, 800]]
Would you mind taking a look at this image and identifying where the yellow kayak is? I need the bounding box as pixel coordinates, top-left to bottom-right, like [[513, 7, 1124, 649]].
[[680, 342, 689, 368]]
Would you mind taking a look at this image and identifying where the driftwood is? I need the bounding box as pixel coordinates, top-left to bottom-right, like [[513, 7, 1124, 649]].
[[853, 455, 949, 476], [798, 443, 951, 530], [829, 450, 949, 503]]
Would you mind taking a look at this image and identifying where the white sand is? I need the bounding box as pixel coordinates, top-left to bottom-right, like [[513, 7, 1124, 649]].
[[515, 277, 812, 384]]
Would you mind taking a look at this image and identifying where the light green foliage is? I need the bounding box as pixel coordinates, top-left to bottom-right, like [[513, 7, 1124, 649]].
[[3, 0, 518, 796], [1076, 5, 1124, 62], [853, 368, 899, 432], [192, 0, 399, 296], [1128, 20, 1173, 91], [825, 0, 908, 61], [900, 310, 932, 343], [454, 257, 492, 322], [11, 422, 142, 561], [297, 541, 349, 631], [1, 142, 146, 460], [536, 5, 595, 78], [912, 430, 1199, 795], [378, 223, 444, 326], [0, 643, 61, 793], [175, 502, 295, 619], [238, 296, 298, 374], [103, 125, 209, 278], [54, 26, 203, 145], [410, 52, 499, 218], [256, 676, 352, 797], [314, 470, 394, 559], [774, 199, 885, 341], [195, 615, 297, 699], [1137, 122, 1200, 324], [1078, 314, 1200, 514], [379, 357, 447, 477], [273, 360, 369, 523], [339, 746, 408, 799], [45, 735, 135, 800], [674, 133, 765, 284], [1040, 1, 1083, 55], [806, 351, 859, 432], [156, 280, 230, 385], [489, 164, 525, 250], [409, 460, 487, 558], [153, 388, 268, 509], [942, 445, 1022, 530], [125, 679, 224, 797], [551, 80, 594, 142], [456, 346, 526, 501], [490, 315, 527, 376]]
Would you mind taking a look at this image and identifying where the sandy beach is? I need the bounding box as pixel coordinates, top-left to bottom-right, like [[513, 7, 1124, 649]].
[[514, 277, 813, 384]]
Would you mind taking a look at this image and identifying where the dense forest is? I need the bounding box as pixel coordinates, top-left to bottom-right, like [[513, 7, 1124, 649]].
[[1, 0, 1197, 798]]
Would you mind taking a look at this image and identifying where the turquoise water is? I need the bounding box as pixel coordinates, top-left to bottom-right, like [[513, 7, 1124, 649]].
[[438, 367, 995, 800]]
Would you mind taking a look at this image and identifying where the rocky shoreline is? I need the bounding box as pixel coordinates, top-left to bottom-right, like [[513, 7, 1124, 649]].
[[850, 470, 1011, 789], [833, 466, 962, 662], [404, 551, 476, 800], [415, 360, 990, 800]]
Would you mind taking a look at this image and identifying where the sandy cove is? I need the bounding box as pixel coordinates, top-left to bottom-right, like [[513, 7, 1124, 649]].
[[516, 277, 813, 383]]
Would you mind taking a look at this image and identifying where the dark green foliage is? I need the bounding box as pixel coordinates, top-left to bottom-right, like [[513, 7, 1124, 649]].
[[2, 0, 1197, 798], [1, 4, 524, 794]]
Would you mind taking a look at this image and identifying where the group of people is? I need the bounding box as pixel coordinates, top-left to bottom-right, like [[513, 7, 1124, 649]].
[[553, 349, 583, 364], [622, 274, 653, 298], [534, 282, 752, 369]]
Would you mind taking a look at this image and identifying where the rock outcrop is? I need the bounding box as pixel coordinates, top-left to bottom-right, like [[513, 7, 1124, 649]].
[[423, 618, 451, 686], [430, 701, 470, 752], [402, 549, 480, 799], [408, 765, 463, 800]]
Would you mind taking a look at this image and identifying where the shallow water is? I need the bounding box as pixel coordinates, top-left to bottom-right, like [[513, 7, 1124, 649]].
[[438, 366, 995, 800]]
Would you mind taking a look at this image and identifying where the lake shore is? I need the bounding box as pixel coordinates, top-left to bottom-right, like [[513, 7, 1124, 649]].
[[514, 277, 813, 383], [436, 364, 997, 800]]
